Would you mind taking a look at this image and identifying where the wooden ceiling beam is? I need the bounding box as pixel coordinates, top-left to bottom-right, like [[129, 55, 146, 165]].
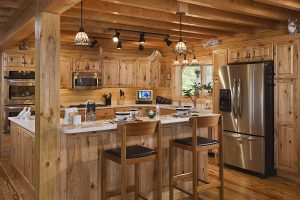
[[254, 0, 300, 11], [101, 0, 277, 27], [0, 0, 23, 9], [177, 0, 300, 20], [62, 8, 233, 37], [72, 1, 254, 34], [60, 16, 214, 40]]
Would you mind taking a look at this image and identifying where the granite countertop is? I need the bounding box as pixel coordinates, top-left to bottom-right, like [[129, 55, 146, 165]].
[[8, 111, 217, 135]]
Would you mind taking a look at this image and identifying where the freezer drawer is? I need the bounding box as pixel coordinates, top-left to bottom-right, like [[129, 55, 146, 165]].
[[224, 131, 265, 173]]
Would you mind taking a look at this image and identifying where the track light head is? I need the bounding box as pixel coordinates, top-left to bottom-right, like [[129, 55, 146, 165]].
[[117, 41, 122, 49], [139, 44, 144, 51], [164, 35, 172, 46], [113, 31, 120, 43], [90, 38, 98, 48], [139, 32, 145, 44]]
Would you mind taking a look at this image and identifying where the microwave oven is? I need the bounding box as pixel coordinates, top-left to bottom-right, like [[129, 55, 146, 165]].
[[72, 72, 101, 90]]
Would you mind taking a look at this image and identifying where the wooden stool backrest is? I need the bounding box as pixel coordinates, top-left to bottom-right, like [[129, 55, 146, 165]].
[[188, 115, 221, 128], [119, 121, 159, 136]]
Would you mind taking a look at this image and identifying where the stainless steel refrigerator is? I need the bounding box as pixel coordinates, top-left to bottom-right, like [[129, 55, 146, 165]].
[[219, 61, 276, 177]]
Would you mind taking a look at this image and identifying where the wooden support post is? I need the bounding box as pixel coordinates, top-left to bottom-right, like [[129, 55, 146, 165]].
[[171, 65, 182, 104], [0, 52, 3, 155], [34, 12, 61, 200]]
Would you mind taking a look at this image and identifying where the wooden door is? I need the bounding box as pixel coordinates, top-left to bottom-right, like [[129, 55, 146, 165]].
[[102, 59, 120, 87], [151, 60, 162, 87], [227, 47, 247, 63], [274, 40, 298, 79], [3, 53, 26, 67], [95, 108, 114, 120], [87, 58, 101, 72], [119, 59, 136, 87], [136, 60, 151, 88], [24, 54, 35, 68], [73, 58, 88, 72], [212, 49, 227, 80], [277, 125, 298, 172], [248, 44, 273, 61], [60, 57, 72, 89]]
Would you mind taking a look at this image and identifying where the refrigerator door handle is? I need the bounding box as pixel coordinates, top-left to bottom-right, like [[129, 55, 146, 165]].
[[232, 78, 237, 118], [238, 78, 243, 118]]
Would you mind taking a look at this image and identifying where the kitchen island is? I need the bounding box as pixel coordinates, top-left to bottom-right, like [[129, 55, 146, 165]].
[[9, 111, 217, 200]]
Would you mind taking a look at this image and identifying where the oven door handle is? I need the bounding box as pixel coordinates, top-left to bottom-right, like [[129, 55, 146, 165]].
[[6, 79, 35, 86]]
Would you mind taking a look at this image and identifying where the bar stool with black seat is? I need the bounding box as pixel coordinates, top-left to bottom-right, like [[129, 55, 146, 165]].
[[169, 115, 223, 200], [101, 120, 162, 200]]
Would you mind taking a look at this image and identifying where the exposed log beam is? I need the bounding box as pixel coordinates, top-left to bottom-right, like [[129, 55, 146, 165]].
[[60, 16, 214, 40], [178, 0, 300, 20], [0, 0, 23, 8], [73, 1, 254, 33], [101, 0, 278, 27], [254, 0, 300, 11], [62, 9, 233, 37]]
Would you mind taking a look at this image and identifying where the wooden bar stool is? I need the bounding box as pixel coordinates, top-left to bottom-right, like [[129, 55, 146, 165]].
[[169, 115, 224, 200], [101, 121, 162, 200]]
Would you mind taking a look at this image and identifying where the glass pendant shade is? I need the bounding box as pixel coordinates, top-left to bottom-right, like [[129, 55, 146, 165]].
[[74, 27, 90, 46], [173, 60, 180, 66], [175, 40, 187, 54], [182, 59, 189, 65], [191, 58, 199, 66]]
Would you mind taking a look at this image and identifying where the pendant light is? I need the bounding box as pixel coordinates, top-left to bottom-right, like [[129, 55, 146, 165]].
[[117, 41, 122, 49], [113, 31, 120, 43], [139, 32, 145, 44], [74, 1, 90, 46], [175, 12, 187, 54]]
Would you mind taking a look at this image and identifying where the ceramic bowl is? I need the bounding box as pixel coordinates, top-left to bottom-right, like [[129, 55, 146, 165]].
[[176, 108, 190, 116], [115, 112, 130, 121], [148, 112, 156, 119]]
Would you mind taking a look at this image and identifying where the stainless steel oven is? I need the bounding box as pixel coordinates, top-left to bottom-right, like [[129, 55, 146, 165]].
[[72, 72, 101, 90], [3, 71, 35, 105], [3, 105, 35, 133]]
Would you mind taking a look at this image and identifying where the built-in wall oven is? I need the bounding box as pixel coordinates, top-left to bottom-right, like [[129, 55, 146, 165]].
[[3, 71, 35, 133]]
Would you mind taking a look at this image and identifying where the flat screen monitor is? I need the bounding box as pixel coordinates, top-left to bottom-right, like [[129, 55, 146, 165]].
[[137, 90, 152, 100]]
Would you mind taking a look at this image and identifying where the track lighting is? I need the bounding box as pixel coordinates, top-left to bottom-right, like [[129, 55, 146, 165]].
[[139, 44, 144, 51], [164, 35, 172, 46], [113, 31, 120, 43], [90, 38, 98, 48], [139, 32, 145, 44], [117, 41, 122, 49]]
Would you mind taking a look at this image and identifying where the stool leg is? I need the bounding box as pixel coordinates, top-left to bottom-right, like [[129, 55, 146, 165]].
[[157, 150, 162, 200], [169, 141, 174, 200], [192, 150, 198, 200], [135, 163, 140, 200], [101, 154, 107, 200], [121, 161, 126, 200]]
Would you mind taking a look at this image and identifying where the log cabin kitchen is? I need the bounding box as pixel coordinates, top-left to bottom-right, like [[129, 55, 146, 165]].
[[0, 0, 300, 200]]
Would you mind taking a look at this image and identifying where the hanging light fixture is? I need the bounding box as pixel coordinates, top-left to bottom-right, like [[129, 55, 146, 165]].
[[174, 12, 187, 54], [139, 32, 145, 44], [164, 35, 172, 46], [191, 54, 199, 66], [113, 31, 120, 43], [74, 1, 90, 46], [117, 41, 122, 49], [139, 44, 144, 51]]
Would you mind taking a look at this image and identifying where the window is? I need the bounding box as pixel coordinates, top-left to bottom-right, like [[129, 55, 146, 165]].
[[181, 64, 213, 95]]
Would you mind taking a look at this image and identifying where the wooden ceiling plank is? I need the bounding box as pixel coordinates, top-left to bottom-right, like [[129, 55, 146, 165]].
[[101, 0, 277, 27], [62, 9, 234, 37], [254, 0, 300, 11], [0, 0, 23, 8], [177, 0, 300, 20], [72, 1, 254, 33]]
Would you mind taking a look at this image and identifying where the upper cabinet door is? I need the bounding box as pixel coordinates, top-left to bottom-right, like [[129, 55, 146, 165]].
[[60, 57, 72, 89], [119, 59, 137, 87], [73, 58, 88, 72], [247, 44, 273, 61], [213, 49, 227, 80], [87, 58, 101, 72], [136, 60, 151, 88], [102, 60, 120, 87], [3, 53, 35, 68], [274, 40, 298, 79], [227, 48, 246, 64], [151, 60, 164, 88]]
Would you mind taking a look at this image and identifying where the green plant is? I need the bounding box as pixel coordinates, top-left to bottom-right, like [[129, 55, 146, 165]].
[[192, 82, 202, 92], [202, 82, 213, 93]]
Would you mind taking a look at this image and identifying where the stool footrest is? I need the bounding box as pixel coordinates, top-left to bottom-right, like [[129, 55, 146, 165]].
[[137, 194, 148, 200], [172, 184, 193, 196], [172, 172, 193, 183], [197, 181, 221, 193]]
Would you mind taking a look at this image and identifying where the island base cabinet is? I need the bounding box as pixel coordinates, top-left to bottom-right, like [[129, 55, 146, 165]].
[[59, 123, 208, 200], [10, 122, 35, 189]]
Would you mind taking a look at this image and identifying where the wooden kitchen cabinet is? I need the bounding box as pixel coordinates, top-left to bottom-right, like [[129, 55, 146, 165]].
[[213, 49, 227, 80], [73, 58, 101, 72], [95, 108, 114, 120], [60, 57, 72, 89], [10, 122, 35, 187], [160, 108, 175, 115], [151, 59, 164, 87], [102, 59, 120, 87], [277, 125, 298, 173], [274, 40, 298, 79], [228, 47, 247, 63], [119, 59, 136, 87], [3, 53, 35, 68], [136, 60, 151, 88], [115, 107, 131, 112]]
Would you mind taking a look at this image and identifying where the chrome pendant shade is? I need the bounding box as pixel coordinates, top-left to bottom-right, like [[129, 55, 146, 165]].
[[74, 1, 90, 46]]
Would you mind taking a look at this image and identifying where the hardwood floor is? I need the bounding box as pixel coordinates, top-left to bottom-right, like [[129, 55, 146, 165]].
[[0, 156, 300, 200]]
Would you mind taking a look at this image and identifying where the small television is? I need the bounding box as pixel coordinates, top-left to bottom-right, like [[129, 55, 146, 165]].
[[136, 90, 153, 100]]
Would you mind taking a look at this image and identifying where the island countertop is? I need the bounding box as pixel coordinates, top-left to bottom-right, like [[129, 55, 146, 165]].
[[8, 111, 216, 134]]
